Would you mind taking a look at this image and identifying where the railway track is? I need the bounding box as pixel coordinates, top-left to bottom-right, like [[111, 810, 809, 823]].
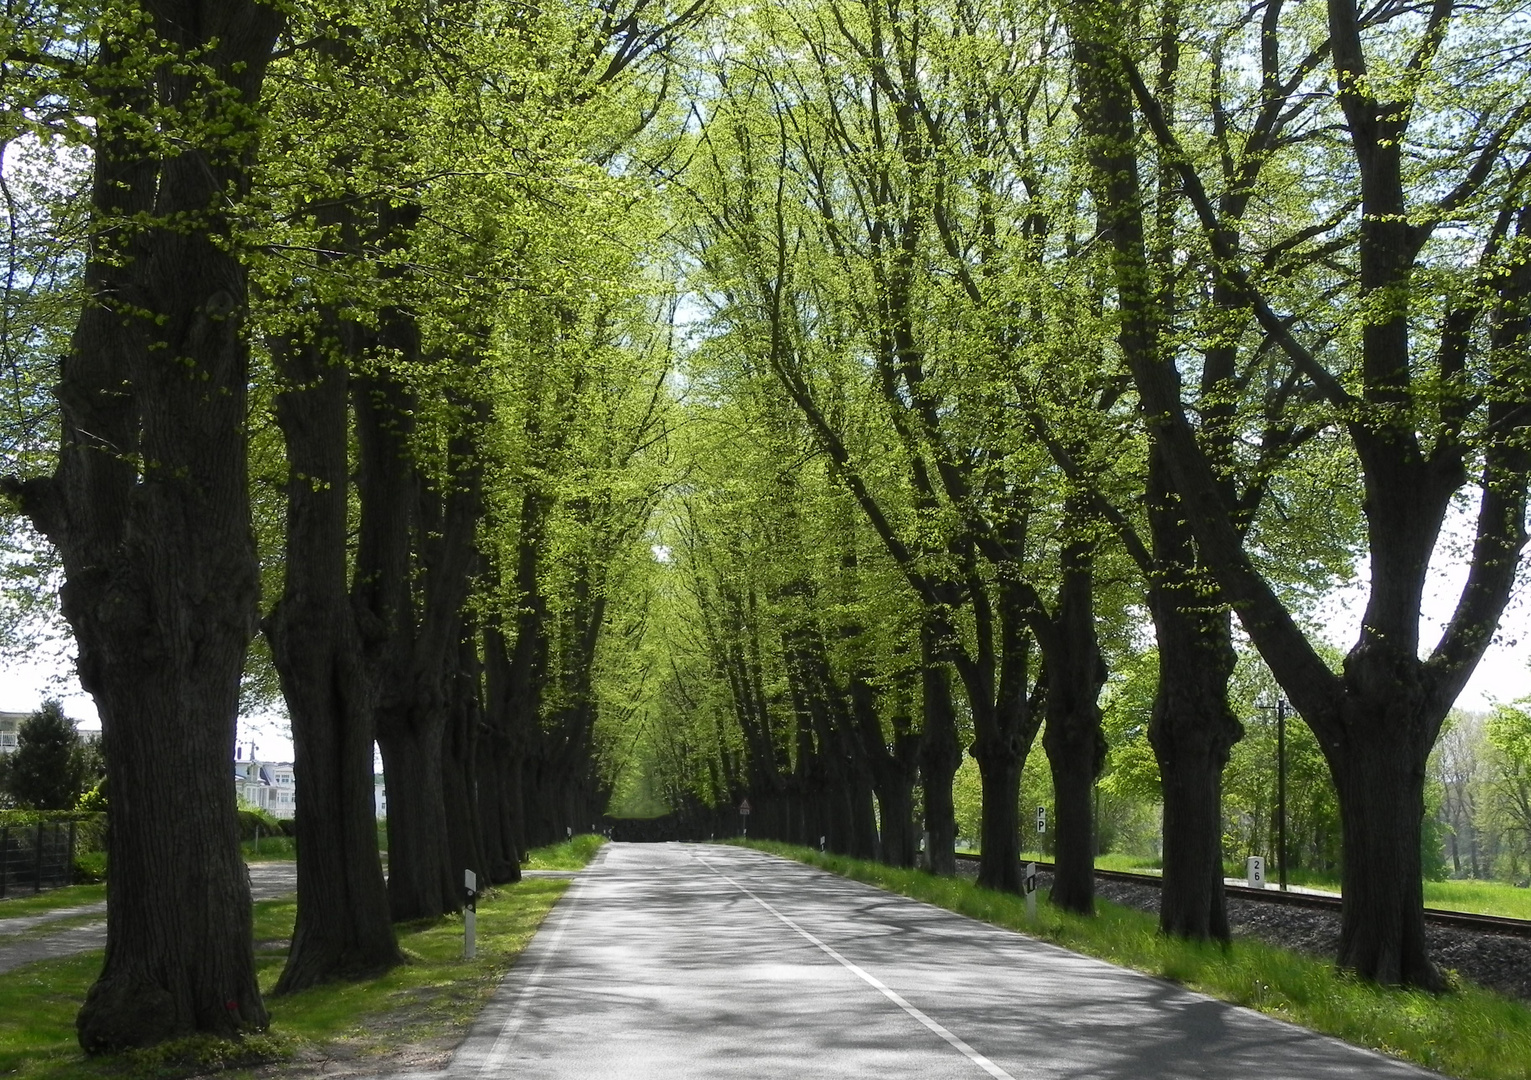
[[951, 852, 1531, 939]]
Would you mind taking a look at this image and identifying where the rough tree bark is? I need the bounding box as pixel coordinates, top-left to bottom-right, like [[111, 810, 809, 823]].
[[1, 2, 283, 1051], [920, 618, 962, 876], [1041, 538, 1108, 915], [264, 326, 402, 993], [1146, 451, 1243, 941]]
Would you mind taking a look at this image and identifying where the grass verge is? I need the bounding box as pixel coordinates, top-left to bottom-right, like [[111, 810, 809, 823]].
[[524, 833, 605, 871], [0, 885, 107, 921], [0, 836, 605, 1080], [740, 840, 1531, 1080]]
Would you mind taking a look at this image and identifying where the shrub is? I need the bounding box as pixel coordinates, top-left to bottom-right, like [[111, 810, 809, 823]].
[[72, 850, 107, 883], [236, 807, 283, 840]]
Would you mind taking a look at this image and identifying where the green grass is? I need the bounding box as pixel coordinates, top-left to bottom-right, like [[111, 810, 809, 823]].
[[241, 835, 298, 862], [0, 836, 604, 1080], [0, 885, 107, 920], [524, 833, 606, 871], [1426, 880, 1531, 921], [740, 840, 1531, 1080]]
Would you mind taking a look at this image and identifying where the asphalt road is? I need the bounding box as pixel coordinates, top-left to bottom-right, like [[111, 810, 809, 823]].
[[446, 842, 1441, 1080]]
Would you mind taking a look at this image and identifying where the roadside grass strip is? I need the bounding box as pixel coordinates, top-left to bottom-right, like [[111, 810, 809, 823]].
[[737, 840, 1531, 1080], [522, 834, 605, 871], [0, 839, 604, 1080]]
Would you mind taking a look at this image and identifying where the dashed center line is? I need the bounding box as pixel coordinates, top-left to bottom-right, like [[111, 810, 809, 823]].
[[692, 851, 1018, 1080]]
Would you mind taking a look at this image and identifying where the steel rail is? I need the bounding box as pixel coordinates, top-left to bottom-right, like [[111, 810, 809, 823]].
[[950, 852, 1531, 939]]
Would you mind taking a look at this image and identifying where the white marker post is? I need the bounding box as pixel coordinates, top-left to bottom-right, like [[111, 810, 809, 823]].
[[1023, 862, 1038, 923], [464, 868, 478, 959], [1246, 856, 1265, 889]]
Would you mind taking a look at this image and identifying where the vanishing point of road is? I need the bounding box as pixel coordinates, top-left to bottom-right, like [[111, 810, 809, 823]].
[[435, 842, 1441, 1079]]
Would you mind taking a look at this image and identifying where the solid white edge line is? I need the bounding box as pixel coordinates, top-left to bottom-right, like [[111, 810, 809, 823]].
[[693, 850, 1018, 1080], [476, 874, 585, 1077]]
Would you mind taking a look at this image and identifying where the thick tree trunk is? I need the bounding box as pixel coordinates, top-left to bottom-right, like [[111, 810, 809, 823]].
[[265, 335, 401, 994], [442, 633, 488, 898], [1041, 542, 1106, 915], [479, 620, 522, 882], [973, 739, 1023, 893], [1330, 679, 1443, 989], [1147, 451, 1242, 941], [920, 623, 961, 875], [377, 712, 458, 920], [0, 3, 285, 1051]]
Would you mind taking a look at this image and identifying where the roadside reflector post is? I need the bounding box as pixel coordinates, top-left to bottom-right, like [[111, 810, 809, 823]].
[[1023, 861, 1038, 923], [1246, 856, 1265, 889], [464, 868, 478, 959]]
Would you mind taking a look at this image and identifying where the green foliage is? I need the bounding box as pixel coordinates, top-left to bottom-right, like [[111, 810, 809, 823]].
[[3, 703, 87, 812], [235, 808, 283, 842], [1485, 702, 1531, 879]]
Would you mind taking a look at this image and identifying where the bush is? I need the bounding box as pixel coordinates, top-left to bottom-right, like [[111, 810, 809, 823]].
[[237, 807, 283, 840], [72, 850, 107, 883]]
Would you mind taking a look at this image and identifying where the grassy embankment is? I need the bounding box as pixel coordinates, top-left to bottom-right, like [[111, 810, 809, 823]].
[[742, 839, 1531, 1080], [1009, 851, 1531, 920], [0, 836, 603, 1080]]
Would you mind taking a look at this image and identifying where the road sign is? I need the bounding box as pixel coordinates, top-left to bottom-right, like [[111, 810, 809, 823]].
[[739, 799, 752, 815], [1036, 805, 1046, 834]]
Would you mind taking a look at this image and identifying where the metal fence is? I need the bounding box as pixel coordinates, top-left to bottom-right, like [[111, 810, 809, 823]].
[[0, 822, 76, 898]]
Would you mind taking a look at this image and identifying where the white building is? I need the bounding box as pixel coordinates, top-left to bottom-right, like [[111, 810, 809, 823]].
[[0, 711, 24, 755], [234, 746, 296, 819]]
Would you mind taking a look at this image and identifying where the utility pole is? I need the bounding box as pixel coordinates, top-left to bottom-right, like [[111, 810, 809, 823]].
[[1257, 697, 1289, 891]]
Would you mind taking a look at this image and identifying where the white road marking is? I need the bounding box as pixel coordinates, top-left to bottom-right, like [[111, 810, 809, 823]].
[[476, 876, 586, 1078], [694, 851, 1019, 1080]]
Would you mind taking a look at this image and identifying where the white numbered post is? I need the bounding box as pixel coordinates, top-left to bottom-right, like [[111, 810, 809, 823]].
[[1246, 856, 1265, 889], [464, 868, 478, 959]]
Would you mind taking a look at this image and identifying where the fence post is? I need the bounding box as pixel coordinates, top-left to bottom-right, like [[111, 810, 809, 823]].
[[68, 820, 77, 886], [34, 822, 44, 894], [0, 826, 8, 899]]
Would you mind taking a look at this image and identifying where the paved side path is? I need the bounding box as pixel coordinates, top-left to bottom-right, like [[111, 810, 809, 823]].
[[0, 861, 296, 975], [445, 843, 1440, 1080]]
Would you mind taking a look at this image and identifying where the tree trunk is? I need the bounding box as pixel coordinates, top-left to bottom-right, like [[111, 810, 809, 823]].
[[1147, 451, 1242, 941], [920, 622, 961, 876], [479, 619, 522, 883], [378, 711, 458, 920], [442, 632, 489, 899], [265, 333, 401, 993], [0, 2, 285, 1051], [1329, 678, 1443, 988], [1041, 541, 1106, 915], [973, 738, 1023, 893]]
